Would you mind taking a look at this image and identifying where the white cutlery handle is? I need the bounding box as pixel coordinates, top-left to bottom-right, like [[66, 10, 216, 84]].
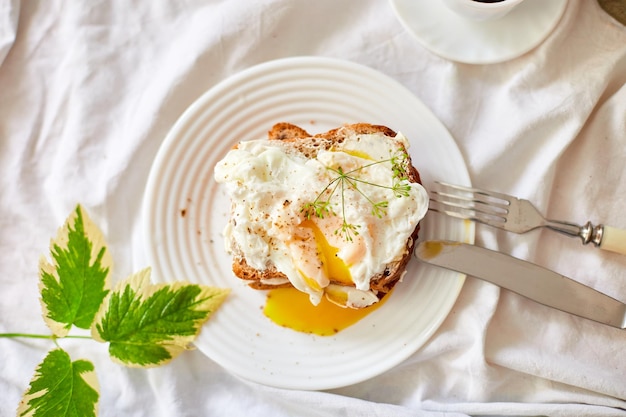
[[600, 226, 626, 255]]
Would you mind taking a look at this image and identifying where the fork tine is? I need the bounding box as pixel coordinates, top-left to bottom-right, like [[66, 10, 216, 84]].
[[433, 182, 511, 214], [432, 190, 509, 213], [435, 181, 513, 205], [429, 197, 508, 227], [428, 181, 512, 227]]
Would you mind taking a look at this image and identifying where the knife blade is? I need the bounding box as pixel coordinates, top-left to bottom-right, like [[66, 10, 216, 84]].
[[415, 240, 626, 329]]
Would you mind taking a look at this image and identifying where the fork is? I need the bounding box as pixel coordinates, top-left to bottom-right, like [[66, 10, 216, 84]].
[[429, 181, 626, 255]]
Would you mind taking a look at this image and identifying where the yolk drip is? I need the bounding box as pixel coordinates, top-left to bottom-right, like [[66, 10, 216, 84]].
[[416, 240, 445, 260], [299, 219, 352, 286], [263, 287, 390, 336], [264, 148, 387, 336]]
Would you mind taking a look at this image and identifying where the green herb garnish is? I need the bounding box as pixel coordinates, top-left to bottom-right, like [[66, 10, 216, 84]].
[[301, 148, 413, 241]]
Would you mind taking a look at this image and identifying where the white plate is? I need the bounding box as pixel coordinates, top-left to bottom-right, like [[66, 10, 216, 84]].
[[142, 57, 474, 390], [389, 0, 568, 64]]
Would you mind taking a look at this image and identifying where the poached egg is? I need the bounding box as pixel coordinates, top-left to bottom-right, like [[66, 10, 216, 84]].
[[214, 129, 429, 308]]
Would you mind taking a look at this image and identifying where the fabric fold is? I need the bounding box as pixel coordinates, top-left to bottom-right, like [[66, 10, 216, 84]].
[[0, 0, 19, 67]]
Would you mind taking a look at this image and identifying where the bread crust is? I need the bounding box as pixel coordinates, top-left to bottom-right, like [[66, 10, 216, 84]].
[[230, 123, 422, 299]]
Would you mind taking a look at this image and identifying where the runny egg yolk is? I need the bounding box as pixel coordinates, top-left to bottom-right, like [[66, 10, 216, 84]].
[[341, 148, 374, 160], [298, 219, 353, 286], [263, 287, 390, 336]]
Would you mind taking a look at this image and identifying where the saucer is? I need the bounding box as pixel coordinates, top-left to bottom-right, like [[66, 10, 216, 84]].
[[389, 0, 568, 64]]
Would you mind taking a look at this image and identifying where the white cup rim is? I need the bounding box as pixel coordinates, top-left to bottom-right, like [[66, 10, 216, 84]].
[[463, 0, 524, 9]]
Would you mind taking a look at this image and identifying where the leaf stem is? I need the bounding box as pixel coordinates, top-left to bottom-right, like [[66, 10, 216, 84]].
[[0, 333, 53, 339], [0, 333, 93, 340]]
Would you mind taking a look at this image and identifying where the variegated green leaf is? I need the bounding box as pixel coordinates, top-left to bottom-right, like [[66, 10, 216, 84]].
[[17, 349, 99, 417], [91, 268, 229, 368], [39, 205, 112, 337]]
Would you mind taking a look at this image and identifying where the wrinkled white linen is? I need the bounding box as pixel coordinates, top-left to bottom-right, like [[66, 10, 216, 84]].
[[0, 0, 18, 66], [1, 1, 625, 416]]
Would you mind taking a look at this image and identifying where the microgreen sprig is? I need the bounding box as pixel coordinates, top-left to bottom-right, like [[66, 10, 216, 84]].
[[301, 148, 412, 241]]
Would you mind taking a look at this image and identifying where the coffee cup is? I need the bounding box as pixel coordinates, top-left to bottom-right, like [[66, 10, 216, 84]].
[[442, 0, 525, 21]]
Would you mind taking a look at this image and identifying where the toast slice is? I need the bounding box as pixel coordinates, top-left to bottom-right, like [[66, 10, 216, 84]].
[[219, 123, 425, 307]]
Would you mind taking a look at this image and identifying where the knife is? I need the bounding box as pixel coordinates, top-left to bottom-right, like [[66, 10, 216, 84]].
[[415, 240, 626, 329]]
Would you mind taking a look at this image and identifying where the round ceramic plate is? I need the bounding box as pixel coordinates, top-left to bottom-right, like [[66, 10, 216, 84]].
[[142, 57, 474, 390], [389, 0, 568, 64]]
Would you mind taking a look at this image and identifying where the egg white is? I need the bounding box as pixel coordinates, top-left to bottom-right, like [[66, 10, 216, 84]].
[[214, 130, 429, 307]]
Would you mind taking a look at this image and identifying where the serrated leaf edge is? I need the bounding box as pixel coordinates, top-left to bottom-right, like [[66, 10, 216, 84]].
[[38, 205, 113, 337], [91, 267, 230, 368], [17, 349, 99, 417]]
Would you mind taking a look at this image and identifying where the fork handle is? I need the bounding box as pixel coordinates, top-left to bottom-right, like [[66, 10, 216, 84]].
[[598, 225, 626, 255], [551, 221, 626, 255], [577, 222, 626, 255]]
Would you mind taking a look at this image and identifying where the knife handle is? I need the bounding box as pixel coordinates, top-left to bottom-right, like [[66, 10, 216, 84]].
[[600, 225, 626, 255]]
